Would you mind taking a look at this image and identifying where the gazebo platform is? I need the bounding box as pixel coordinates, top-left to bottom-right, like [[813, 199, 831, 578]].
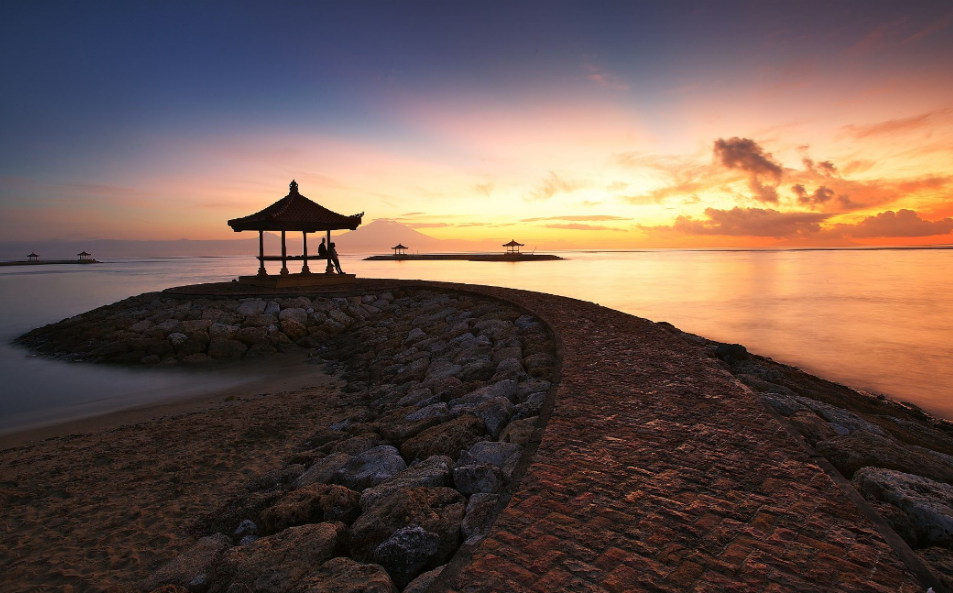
[[237, 273, 356, 288]]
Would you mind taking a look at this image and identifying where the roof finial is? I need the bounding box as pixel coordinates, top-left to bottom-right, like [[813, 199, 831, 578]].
[[290, 179, 298, 193]]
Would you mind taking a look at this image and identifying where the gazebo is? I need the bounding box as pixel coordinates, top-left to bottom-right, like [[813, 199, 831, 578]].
[[503, 240, 524, 255], [392, 243, 408, 256], [228, 180, 363, 287], [78, 251, 93, 262], [27, 252, 39, 262]]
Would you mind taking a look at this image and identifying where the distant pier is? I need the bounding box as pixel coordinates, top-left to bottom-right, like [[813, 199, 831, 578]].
[[0, 259, 101, 267], [363, 253, 562, 262]]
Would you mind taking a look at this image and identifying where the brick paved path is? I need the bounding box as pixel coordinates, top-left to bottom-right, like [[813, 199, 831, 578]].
[[426, 284, 922, 593]]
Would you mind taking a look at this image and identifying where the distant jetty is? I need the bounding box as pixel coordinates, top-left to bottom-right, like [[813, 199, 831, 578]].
[[363, 253, 562, 262], [0, 259, 100, 267]]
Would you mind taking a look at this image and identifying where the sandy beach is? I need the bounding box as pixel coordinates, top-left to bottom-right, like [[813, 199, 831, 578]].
[[0, 366, 348, 592]]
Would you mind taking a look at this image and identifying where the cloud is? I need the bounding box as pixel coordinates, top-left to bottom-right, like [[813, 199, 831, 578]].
[[407, 222, 452, 229], [665, 207, 830, 238], [802, 158, 837, 177], [581, 200, 603, 207], [793, 184, 835, 208], [544, 223, 627, 232], [521, 215, 631, 222], [904, 12, 953, 44], [842, 110, 948, 139], [524, 171, 580, 201], [585, 64, 628, 91], [836, 209, 953, 237], [401, 211, 425, 217], [474, 183, 493, 196], [713, 137, 783, 202]]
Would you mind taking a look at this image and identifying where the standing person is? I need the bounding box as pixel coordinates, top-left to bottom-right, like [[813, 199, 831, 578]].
[[318, 238, 328, 259], [329, 242, 345, 274]]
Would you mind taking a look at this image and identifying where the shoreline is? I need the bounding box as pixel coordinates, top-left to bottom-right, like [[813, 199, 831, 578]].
[[363, 253, 562, 261]]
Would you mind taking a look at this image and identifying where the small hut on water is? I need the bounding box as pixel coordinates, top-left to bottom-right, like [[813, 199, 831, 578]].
[[392, 244, 408, 256], [78, 251, 93, 262], [27, 252, 39, 262], [227, 180, 363, 287], [503, 240, 524, 255]]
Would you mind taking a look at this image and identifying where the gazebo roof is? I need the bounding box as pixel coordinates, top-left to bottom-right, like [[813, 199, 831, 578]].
[[228, 180, 363, 233], [28, 252, 38, 257], [392, 243, 408, 249], [503, 240, 524, 247], [78, 251, 91, 256]]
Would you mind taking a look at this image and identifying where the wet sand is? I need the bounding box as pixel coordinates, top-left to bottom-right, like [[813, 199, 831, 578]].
[[0, 364, 347, 593]]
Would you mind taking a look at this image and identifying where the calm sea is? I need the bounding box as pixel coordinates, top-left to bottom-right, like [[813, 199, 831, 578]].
[[1, 249, 951, 433]]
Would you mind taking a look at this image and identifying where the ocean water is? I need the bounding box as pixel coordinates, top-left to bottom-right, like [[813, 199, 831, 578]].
[[1, 249, 951, 433]]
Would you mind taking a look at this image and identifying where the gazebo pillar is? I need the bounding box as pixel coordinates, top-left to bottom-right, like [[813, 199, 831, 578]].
[[301, 231, 311, 274], [280, 231, 289, 275], [257, 231, 267, 276], [325, 230, 334, 273]]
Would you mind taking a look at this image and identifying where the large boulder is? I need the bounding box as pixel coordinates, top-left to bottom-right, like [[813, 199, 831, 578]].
[[280, 319, 309, 341], [792, 396, 885, 435], [400, 415, 487, 463], [499, 417, 537, 446], [450, 380, 518, 407], [452, 463, 505, 495], [854, 467, 953, 548], [294, 557, 397, 593], [815, 431, 953, 481], [459, 441, 521, 468], [278, 307, 308, 325], [359, 456, 453, 510], [137, 534, 230, 592], [453, 397, 513, 439], [333, 446, 407, 492], [212, 522, 344, 593], [236, 300, 267, 316], [377, 406, 450, 444], [403, 565, 445, 593], [786, 410, 839, 446], [347, 487, 465, 564], [461, 493, 500, 542], [260, 484, 361, 532], [294, 453, 352, 488], [374, 526, 442, 588]]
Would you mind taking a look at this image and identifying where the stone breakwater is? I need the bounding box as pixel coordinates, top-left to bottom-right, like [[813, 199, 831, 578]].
[[18, 286, 557, 592], [15, 280, 953, 592]]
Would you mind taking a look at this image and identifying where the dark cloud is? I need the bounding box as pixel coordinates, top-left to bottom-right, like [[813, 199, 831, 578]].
[[670, 207, 829, 237], [803, 158, 837, 177], [713, 137, 783, 203], [838, 209, 953, 237], [544, 223, 627, 231], [524, 171, 580, 201], [522, 215, 631, 222], [793, 184, 835, 208]]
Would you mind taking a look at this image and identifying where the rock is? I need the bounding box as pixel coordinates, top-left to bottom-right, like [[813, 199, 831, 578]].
[[816, 431, 953, 481], [460, 397, 513, 439], [294, 452, 352, 488], [459, 360, 496, 382], [395, 358, 430, 384], [459, 441, 522, 468], [792, 396, 886, 435], [426, 360, 463, 382], [129, 320, 154, 333], [760, 393, 808, 417], [406, 403, 450, 422], [235, 519, 258, 538], [853, 467, 953, 547], [246, 465, 305, 492], [136, 534, 230, 592], [280, 318, 309, 341], [263, 301, 281, 315], [359, 455, 454, 510], [209, 323, 240, 340], [329, 309, 353, 326], [403, 565, 444, 593], [377, 406, 449, 444], [213, 522, 344, 593], [260, 484, 361, 532], [207, 338, 248, 359], [236, 326, 268, 345], [278, 307, 308, 324], [786, 410, 839, 445], [452, 463, 505, 495], [450, 380, 518, 408], [197, 491, 284, 540], [243, 313, 278, 328], [523, 352, 555, 371], [329, 434, 383, 456], [737, 373, 799, 397], [294, 557, 397, 593], [517, 380, 551, 400], [400, 415, 487, 463], [181, 319, 212, 332], [237, 300, 267, 316], [333, 445, 408, 491], [168, 332, 188, 346], [511, 391, 546, 421], [714, 343, 749, 363], [157, 319, 181, 333], [347, 487, 465, 564], [374, 527, 441, 588], [499, 417, 537, 446], [301, 427, 348, 449], [461, 493, 500, 541], [405, 328, 427, 343]]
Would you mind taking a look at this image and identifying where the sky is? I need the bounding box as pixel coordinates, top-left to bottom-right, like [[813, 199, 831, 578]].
[[1, 0, 952, 249]]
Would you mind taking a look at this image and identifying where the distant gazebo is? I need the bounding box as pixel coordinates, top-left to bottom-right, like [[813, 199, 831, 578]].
[[27, 252, 39, 262], [78, 251, 93, 262], [503, 240, 524, 255], [228, 180, 363, 287], [392, 243, 408, 256]]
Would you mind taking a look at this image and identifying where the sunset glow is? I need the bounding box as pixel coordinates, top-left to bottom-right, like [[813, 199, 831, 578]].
[[2, 1, 952, 248]]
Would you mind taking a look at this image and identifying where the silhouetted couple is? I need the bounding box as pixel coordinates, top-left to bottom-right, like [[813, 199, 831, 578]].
[[318, 238, 345, 274]]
